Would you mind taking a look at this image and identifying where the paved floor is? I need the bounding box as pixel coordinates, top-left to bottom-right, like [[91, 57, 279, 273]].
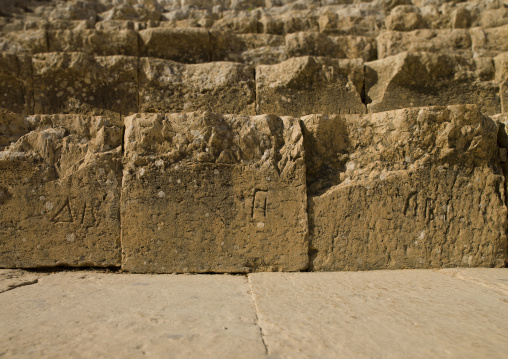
[[1, 268, 507, 358]]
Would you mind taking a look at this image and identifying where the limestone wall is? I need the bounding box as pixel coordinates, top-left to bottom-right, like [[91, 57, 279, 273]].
[[0, 0, 507, 272]]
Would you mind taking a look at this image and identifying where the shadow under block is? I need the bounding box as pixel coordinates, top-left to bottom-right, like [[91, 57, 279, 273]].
[[305, 105, 507, 270], [121, 112, 308, 273], [0, 115, 123, 268]]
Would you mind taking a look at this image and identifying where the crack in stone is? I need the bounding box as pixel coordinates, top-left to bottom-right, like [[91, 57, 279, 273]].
[[0, 278, 39, 294], [247, 275, 269, 356]]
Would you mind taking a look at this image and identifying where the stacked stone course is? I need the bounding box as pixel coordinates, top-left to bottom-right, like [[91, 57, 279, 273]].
[[0, 0, 507, 272]]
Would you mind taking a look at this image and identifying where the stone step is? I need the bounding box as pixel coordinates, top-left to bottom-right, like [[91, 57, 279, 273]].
[[1, 51, 506, 118], [0, 105, 506, 271]]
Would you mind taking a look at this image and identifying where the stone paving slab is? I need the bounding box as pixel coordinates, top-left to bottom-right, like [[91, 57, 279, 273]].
[[0, 271, 266, 359], [1, 269, 507, 358], [249, 269, 508, 359]]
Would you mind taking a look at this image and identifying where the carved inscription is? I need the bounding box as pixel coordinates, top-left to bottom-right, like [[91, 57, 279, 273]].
[[51, 198, 96, 227], [251, 190, 268, 220]]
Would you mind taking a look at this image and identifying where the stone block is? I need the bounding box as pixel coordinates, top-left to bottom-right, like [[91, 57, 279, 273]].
[[256, 56, 365, 117], [376, 29, 472, 59], [0, 53, 33, 115], [121, 111, 308, 273], [0, 114, 123, 268], [318, 14, 381, 36], [365, 52, 501, 115], [305, 105, 507, 270], [33, 52, 138, 118], [139, 28, 210, 63], [48, 30, 138, 56], [138, 58, 256, 114], [210, 32, 287, 65], [285, 32, 377, 61], [471, 25, 508, 57], [0, 30, 48, 54]]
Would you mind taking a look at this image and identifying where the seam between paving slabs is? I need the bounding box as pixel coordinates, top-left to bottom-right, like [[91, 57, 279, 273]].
[[247, 274, 269, 355]]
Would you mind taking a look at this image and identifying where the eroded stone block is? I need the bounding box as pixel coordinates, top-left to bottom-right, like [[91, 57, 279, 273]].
[[0, 30, 47, 54], [121, 112, 308, 273], [306, 105, 507, 270], [365, 52, 501, 115], [471, 25, 508, 57], [0, 114, 123, 268], [138, 58, 256, 114], [376, 29, 472, 59], [256, 56, 365, 116], [139, 28, 210, 63], [48, 30, 138, 56], [33, 52, 138, 118], [0, 53, 33, 115]]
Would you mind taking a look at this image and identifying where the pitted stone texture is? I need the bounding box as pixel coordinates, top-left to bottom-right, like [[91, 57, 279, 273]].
[[33, 52, 138, 118], [139, 28, 210, 63], [0, 30, 47, 54], [495, 52, 508, 113], [285, 32, 377, 61], [138, 58, 256, 114], [376, 29, 472, 59], [121, 112, 308, 273], [0, 111, 30, 150], [471, 24, 508, 58], [0, 114, 122, 268], [48, 29, 139, 56], [0, 53, 33, 115], [318, 13, 382, 37], [256, 56, 365, 117], [306, 105, 507, 271], [211, 32, 288, 65], [365, 52, 501, 115]]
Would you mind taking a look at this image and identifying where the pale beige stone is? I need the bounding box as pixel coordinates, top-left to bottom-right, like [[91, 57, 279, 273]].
[[365, 52, 501, 115], [318, 13, 381, 36], [471, 24, 508, 57], [0, 272, 266, 359], [256, 56, 365, 117], [138, 58, 256, 114], [48, 29, 138, 56], [376, 29, 472, 59], [258, 14, 319, 34], [249, 270, 508, 358], [306, 105, 507, 270], [139, 28, 210, 63], [121, 111, 308, 273], [0, 269, 44, 294], [0, 53, 33, 115], [33, 52, 137, 118], [0, 114, 122, 268]]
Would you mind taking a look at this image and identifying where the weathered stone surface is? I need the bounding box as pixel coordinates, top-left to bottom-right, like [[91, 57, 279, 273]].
[[0, 53, 33, 115], [318, 13, 381, 36], [495, 52, 508, 113], [33, 52, 138, 118], [138, 58, 256, 114], [285, 32, 377, 61], [0, 111, 30, 150], [0, 114, 122, 268], [256, 56, 365, 117], [366, 52, 501, 115], [249, 270, 508, 358], [376, 29, 472, 59], [0, 272, 266, 358], [472, 24, 508, 58], [48, 30, 138, 56], [139, 28, 210, 63], [211, 32, 288, 65], [121, 111, 308, 273], [306, 105, 507, 270], [0, 269, 44, 294], [0, 30, 47, 54]]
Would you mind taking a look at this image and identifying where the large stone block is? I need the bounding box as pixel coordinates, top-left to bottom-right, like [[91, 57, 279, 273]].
[[471, 25, 508, 57], [365, 52, 501, 115], [138, 58, 256, 114], [305, 105, 507, 270], [48, 30, 138, 56], [33, 52, 138, 118], [139, 28, 210, 63], [0, 53, 33, 115], [0, 114, 123, 268], [121, 111, 308, 273], [256, 56, 365, 117], [210, 31, 288, 65], [0, 30, 47, 54], [376, 29, 472, 59]]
